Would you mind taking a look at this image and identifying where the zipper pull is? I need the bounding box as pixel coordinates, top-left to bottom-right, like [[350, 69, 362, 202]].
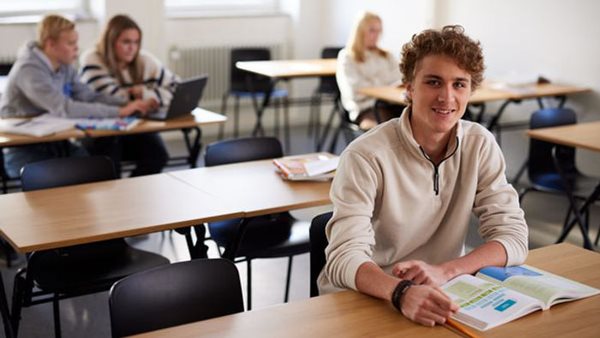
[[433, 166, 439, 196]]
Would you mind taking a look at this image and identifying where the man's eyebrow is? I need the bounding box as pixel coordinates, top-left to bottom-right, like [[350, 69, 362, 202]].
[[423, 74, 470, 83]]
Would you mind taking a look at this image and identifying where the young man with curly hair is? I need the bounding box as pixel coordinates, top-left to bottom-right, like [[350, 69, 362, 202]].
[[319, 26, 528, 327]]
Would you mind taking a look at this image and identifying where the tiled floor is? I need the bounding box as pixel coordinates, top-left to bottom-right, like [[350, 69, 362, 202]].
[[1, 121, 598, 338]]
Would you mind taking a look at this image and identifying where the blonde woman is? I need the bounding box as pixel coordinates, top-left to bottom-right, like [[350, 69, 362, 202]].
[[336, 12, 403, 130], [80, 14, 177, 176]]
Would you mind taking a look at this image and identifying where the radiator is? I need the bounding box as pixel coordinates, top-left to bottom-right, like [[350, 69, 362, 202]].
[[168, 44, 285, 104]]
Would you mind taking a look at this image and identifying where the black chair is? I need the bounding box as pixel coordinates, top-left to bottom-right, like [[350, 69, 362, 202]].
[[109, 258, 243, 337], [517, 108, 598, 245], [201, 137, 310, 310], [11, 156, 169, 338], [218, 48, 290, 147], [310, 212, 332, 297], [309, 47, 343, 148]]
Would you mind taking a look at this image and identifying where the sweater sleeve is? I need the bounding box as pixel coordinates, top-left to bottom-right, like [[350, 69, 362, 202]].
[[473, 135, 529, 265], [15, 63, 121, 118], [324, 150, 380, 290], [139, 52, 179, 107]]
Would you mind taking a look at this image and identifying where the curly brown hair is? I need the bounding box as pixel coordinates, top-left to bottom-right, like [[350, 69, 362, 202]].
[[400, 25, 485, 91]]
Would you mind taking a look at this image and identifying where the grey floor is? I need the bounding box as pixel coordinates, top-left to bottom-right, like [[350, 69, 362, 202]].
[[1, 120, 599, 338]]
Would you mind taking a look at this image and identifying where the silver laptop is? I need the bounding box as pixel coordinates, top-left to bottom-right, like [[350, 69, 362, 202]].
[[145, 75, 208, 120]]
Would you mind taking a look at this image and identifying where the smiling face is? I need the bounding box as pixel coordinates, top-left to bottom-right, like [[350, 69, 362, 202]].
[[407, 54, 472, 141], [114, 28, 140, 66]]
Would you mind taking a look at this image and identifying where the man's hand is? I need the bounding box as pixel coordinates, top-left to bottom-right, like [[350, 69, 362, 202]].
[[400, 285, 459, 327], [392, 260, 451, 286], [118, 99, 151, 117]]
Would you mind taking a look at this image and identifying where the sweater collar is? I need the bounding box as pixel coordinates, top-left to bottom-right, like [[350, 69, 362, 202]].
[[395, 106, 463, 159]]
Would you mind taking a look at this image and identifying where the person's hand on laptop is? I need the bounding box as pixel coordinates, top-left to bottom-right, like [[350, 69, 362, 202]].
[[128, 85, 144, 100], [119, 99, 152, 117]]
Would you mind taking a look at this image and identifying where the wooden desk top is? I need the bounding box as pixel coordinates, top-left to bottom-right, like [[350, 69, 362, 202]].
[[0, 129, 84, 147], [134, 243, 600, 338], [235, 59, 337, 79], [83, 108, 226, 138], [0, 174, 243, 253], [169, 157, 332, 217], [358, 83, 590, 106], [527, 121, 600, 152], [0, 109, 225, 147]]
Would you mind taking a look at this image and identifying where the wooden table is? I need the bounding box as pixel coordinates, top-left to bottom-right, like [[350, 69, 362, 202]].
[[527, 121, 600, 249], [169, 157, 332, 258], [359, 83, 591, 131], [0, 173, 242, 253], [132, 243, 600, 338], [235, 58, 336, 139]]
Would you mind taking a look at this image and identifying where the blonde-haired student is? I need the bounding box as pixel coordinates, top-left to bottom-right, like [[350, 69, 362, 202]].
[[0, 14, 153, 178], [79, 14, 176, 176], [336, 11, 403, 130]]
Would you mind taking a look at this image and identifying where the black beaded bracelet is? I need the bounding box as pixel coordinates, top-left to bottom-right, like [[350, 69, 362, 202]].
[[391, 280, 414, 311]]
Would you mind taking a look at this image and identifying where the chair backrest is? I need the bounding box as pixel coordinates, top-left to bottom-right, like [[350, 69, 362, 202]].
[[230, 48, 272, 93], [204, 137, 283, 167], [109, 258, 244, 337], [310, 212, 332, 297], [20, 156, 116, 191], [528, 108, 578, 183], [316, 47, 343, 95]]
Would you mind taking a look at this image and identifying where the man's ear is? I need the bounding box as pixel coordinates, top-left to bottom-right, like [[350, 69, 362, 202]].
[[405, 82, 413, 100]]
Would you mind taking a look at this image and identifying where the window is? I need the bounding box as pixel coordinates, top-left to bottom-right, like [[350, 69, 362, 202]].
[[165, 0, 279, 17], [0, 0, 88, 22]]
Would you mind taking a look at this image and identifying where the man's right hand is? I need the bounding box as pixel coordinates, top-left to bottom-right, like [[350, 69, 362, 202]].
[[400, 284, 459, 327], [118, 100, 151, 117]]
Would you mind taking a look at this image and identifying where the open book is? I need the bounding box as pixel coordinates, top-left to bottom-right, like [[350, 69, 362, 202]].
[[442, 265, 599, 331], [272, 153, 339, 181], [0, 115, 75, 137]]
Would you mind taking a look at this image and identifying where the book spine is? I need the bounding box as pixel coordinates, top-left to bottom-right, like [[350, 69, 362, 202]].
[[272, 159, 293, 179]]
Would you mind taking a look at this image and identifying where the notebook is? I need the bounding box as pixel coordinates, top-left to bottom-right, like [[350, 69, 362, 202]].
[[144, 75, 208, 120]]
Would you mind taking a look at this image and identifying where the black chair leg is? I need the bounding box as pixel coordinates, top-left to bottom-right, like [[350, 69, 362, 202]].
[[0, 272, 14, 338], [246, 259, 252, 311], [10, 274, 25, 336], [283, 97, 290, 154], [284, 256, 293, 303], [53, 293, 61, 338], [234, 96, 240, 138], [218, 93, 229, 140], [595, 222, 600, 246]]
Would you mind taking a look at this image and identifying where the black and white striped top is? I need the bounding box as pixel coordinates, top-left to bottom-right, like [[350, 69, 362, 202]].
[[79, 49, 179, 107]]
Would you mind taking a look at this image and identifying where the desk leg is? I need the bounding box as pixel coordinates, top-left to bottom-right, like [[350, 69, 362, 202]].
[[222, 218, 251, 261], [552, 146, 596, 249], [246, 75, 276, 137], [0, 272, 14, 338], [487, 99, 519, 131], [181, 127, 202, 168], [316, 97, 340, 151]]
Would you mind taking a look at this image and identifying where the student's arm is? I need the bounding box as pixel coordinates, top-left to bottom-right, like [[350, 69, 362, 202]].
[[325, 151, 457, 326], [15, 63, 122, 118]]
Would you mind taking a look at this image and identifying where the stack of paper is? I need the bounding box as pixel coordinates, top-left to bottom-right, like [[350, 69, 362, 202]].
[[273, 153, 339, 181], [73, 117, 140, 131], [0, 115, 75, 137]]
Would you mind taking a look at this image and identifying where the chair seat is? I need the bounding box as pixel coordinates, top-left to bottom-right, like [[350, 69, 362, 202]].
[[530, 172, 598, 198], [31, 240, 169, 293], [209, 214, 310, 259], [230, 89, 288, 99]]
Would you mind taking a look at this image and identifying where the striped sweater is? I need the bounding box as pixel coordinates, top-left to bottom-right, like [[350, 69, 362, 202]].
[[79, 50, 179, 107]]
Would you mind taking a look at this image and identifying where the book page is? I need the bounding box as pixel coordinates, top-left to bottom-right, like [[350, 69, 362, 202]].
[[0, 115, 75, 137], [476, 265, 600, 308], [443, 274, 543, 331], [273, 153, 338, 180]]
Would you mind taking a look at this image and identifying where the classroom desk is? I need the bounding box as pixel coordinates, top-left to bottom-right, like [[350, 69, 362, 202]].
[[132, 243, 600, 338], [168, 156, 332, 258], [84, 108, 226, 168], [358, 83, 590, 131], [527, 121, 600, 249], [235, 58, 336, 138], [0, 173, 242, 253]]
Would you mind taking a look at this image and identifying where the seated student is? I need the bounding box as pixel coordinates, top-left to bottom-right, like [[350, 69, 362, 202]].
[[0, 14, 152, 178], [320, 26, 528, 327], [336, 11, 404, 130], [80, 14, 178, 177]]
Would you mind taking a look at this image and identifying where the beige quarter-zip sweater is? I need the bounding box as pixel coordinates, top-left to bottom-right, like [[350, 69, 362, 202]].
[[319, 109, 528, 293]]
